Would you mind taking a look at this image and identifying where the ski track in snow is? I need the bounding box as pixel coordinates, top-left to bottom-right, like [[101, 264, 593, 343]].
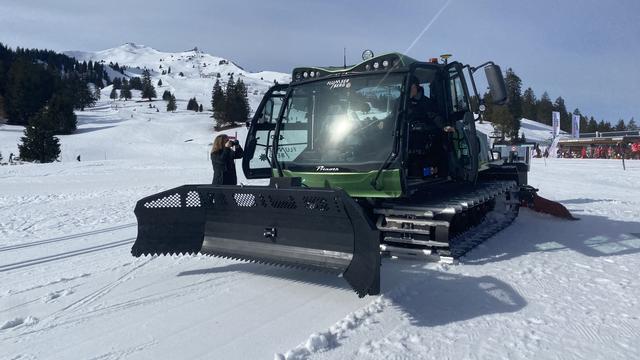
[[1, 56, 640, 358]]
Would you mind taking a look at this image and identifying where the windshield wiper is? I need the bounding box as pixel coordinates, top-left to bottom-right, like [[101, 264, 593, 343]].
[[370, 151, 397, 190], [370, 110, 402, 190]]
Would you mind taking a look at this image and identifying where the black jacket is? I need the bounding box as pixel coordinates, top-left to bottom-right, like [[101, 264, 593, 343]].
[[409, 95, 445, 129], [211, 146, 244, 185]]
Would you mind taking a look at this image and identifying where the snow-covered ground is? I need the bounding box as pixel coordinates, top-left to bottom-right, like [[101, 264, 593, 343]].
[[2, 72, 640, 359], [476, 118, 568, 144]]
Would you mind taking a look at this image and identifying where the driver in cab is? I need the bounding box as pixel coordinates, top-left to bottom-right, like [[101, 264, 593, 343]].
[[408, 77, 454, 133]]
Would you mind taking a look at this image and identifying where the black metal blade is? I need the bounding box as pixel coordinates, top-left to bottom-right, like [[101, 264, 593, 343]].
[[132, 184, 381, 297]]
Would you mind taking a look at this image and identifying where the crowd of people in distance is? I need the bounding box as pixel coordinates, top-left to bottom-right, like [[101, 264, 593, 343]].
[[556, 142, 640, 159]]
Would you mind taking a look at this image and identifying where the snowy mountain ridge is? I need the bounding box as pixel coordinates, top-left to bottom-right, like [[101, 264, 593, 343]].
[[65, 43, 290, 113], [66, 42, 289, 83]]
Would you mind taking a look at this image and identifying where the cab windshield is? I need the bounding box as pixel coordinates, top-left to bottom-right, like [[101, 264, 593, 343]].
[[276, 73, 403, 170]]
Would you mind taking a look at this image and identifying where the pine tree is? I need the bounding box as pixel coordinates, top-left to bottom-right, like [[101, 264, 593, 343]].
[[6, 57, 55, 125], [597, 120, 612, 132], [211, 79, 226, 127], [614, 119, 626, 131], [71, 76, 97, 111], [18, 108, 61, 163], [536, 91, 553, 126], [93, 85, 101, 101], [0, 94, 6, 120], [198, 104, 203, 112], [521, 87, 537, 121], [167, 66, 171, 74], [110, 87, 118, 100], [157, 79, 163, 87], [491, 105, 514, 139], [187, 97, 199, 111], [141, 69, 157, 101], [162, 90, 172, 101], [224, 75, 237, 124], [586, 116, 598, 133], [627, 118, 637, 131], [112, 77, 122, 89], [504, 68, 522, 138], [119, 79, 132, 100], [481, 91, 494, 124], [47, 94, 77, 134], [233, 78, 250, 124], [166, 94, 177, 112], [129, 77, 143, 90]]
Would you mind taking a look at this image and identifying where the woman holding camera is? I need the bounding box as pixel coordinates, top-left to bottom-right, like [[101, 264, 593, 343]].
[[211, 134, 244, 185]]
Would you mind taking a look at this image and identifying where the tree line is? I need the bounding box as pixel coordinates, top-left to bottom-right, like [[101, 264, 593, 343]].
[[108, 69, 157, 101], [211, 74, 250, 129], [483, 68, 637, 140], [0, 43, 107, 127], [0, 43, 110, 162]]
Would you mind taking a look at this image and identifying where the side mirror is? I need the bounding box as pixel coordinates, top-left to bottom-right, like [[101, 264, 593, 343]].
[[485, 65, 507, 105], [245, 120, 251, 128]]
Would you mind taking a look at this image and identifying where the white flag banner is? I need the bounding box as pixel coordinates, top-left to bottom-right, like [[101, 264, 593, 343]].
[[552, 111, 560, 137], [572, 114, 580, 138]]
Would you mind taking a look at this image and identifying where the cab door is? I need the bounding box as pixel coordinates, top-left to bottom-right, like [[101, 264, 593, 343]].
[[242, 84, 288, 179], [446, 63, 479, 183]]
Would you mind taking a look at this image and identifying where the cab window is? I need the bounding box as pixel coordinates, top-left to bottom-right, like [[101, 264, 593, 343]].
[[448, 68, 469, 113]]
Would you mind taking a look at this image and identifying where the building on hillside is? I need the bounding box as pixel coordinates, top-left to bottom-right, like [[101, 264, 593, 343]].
[[557, 131, 640, 159]]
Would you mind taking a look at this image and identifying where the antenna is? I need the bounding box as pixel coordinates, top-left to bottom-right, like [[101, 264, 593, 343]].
[[343, 47, 346, 68]]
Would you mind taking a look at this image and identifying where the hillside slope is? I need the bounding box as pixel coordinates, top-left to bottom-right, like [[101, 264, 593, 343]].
[[1, 44, 291, 162], [67, 43, 290, 114]]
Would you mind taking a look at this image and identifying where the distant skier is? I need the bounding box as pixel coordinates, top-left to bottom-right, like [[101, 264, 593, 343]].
[[210, 134, 243, 185], [9, 152, 13, 164]]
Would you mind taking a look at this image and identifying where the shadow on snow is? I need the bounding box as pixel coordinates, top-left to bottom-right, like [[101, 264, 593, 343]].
[[178, 258, 526, 328], [464, 208, 640, 265]]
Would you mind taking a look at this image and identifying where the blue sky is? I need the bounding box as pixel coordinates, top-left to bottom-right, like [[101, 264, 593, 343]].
[[1, 0, 638, 123]]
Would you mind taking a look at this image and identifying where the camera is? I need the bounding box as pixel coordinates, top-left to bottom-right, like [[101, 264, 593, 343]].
[[231, 139, 240, 146]]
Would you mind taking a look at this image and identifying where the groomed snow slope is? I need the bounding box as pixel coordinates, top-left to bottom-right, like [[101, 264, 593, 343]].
[[1, 98, 640, 359], [476, 118, 568, 144]]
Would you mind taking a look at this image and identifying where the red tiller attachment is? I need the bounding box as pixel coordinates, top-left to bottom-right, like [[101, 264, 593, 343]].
[[519, 185, 579, 220]]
